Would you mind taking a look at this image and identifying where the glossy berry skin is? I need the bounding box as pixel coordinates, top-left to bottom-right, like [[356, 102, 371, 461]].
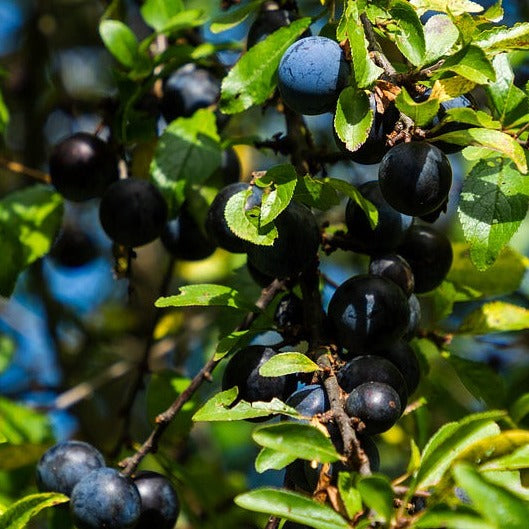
[[220, 148, 241, 184], [222, 345, 297, 403], [397, 225, 453, 293], [161, 207, 216, 261], [405, 294, 421, 339], [50, 227, 98, 268], [247, 2, 301, 48], [36, 441, 105, 496], [337, 355, 408, 410], [345, 181, 413, 255], [369, 254, 415, 297], [161, 63, 220, 123], [278, 36, 350, 115], [327, 275, 410, 353], [378, 142, 452, 217], [99, 179, 168, 248], [246, 201, 320, 279], [274, 292, 304, 331], [336, 96, 399, 165], [206, 183, 262, 253], [49, 132, 118, 202], [345, 381, 402, 435], [70, 468, 141, 529], [377, 340, 421, 395], [285, 384, 329, 417], [133, 471, 179, 529]]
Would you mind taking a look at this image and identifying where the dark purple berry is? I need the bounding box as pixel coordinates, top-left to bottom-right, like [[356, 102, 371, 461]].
[[369, 254, 415, 297]]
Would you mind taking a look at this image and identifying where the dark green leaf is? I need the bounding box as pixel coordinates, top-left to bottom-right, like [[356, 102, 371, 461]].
[[220, 18, 312, 114], [210, 0, 262, 33], [459, 301, 529, 333], [442, 351, 505, 406], [415, 505, 495, 529], [0, 336, 15, 373], [390, 0, 426, 66], [0, 493, 69, 529], [253, 423, 341, 463], [423, 14, 459, 64], [99, 20, 139, 68], [511, 393, 529, 424], [150, 109, 221, 216], [294, 175, 340, 210], [0, 185, 63, 297], [453, 462, 529, 529], [258, 164, 297, 225], [255, 447, 297, 473], [414, 411, 504, 489], [155, 284, 254, 310], [458, 157, 529, 270], [234, 488, 350, 529], [192, 388, 300, 421], [259, 352, 320, 377], [447, 243, 528, 298], [395, 86, 440, 127], [486, 54, 529, 129], [224, 187, 277, 245], [357, 474, 394, 522], [475, 22, 529, 54], [439, 45, 496, 84], [0, 90, 10, 135], [337, 473, 362, 519], [140, 0, 184, 31], [334, 88, 373, 152]]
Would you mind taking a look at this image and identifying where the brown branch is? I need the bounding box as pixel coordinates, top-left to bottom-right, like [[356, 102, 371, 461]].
[[264, 515, 280, 529], [119, 278, 286, 475], [0, 156, 51, 183], [360, 13, 397, 78]]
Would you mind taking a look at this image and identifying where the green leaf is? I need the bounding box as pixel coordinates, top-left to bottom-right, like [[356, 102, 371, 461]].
[[414, 411, 504, 489], [442, 352, 505, 406], [395, 86, 440, 127], [423, 14, 459, 64], [0, 185, 63, 297], [326, 177, 378, 229], [225, 187, 277, 245], [140, 0, 184, 31], [219, 17, 312, 114], [481, 440, 529, 472], [334, 88, 373, 152], [357, 474, 394, 522], [0, 397, 53, 444], [99, 20, 139, 68], [511, 393, 529, 424], [389, 0, 426, 66], [150, 109, 221, 216], [157, 9, 207, 34], [259, 352, 320, 377], [439, 46, 496, 84], [258, 164, 297, 225], [442, 108, 502, 129], [155, 284, 254, 310], [294, 175, 340, 210], [0, 336, 15, 373], [458, 157, 529, 270], [253, 423, 341, 463], [343, 7, 384, 87], [475, 22, 529, 54], [0, 89, 10, 135], [447, 243, 528, 298], [0, 443, 51, 471], [234, 488, 350, 529], [410, 0, 483, 16], [453, 463, 529, 529], [192, 388, 300, 421], [486, 54, 529, 129], [415, 505, 495, 529], [210, 0, 262, 33], [214, 329, 256, 361], [0, 493, 69, 529], [255, 447, 297, 473], [337, 473, 362, 519], [459, 301, 529, 333]]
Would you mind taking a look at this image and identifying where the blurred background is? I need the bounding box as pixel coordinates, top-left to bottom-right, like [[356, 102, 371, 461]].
[[0, 0, 528, 527]]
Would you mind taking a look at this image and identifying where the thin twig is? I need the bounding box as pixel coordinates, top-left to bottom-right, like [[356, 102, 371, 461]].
[[119, 279, 286, 475], [360, 13, 397, 78], [264, 515, 280, 529], [0, 156, 50, 183]]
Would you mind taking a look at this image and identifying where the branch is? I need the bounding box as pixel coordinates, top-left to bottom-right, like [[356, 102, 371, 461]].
[[0, 156, 50, 183], [119, 278, 286, 475], [360, 13, 397, 78]]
